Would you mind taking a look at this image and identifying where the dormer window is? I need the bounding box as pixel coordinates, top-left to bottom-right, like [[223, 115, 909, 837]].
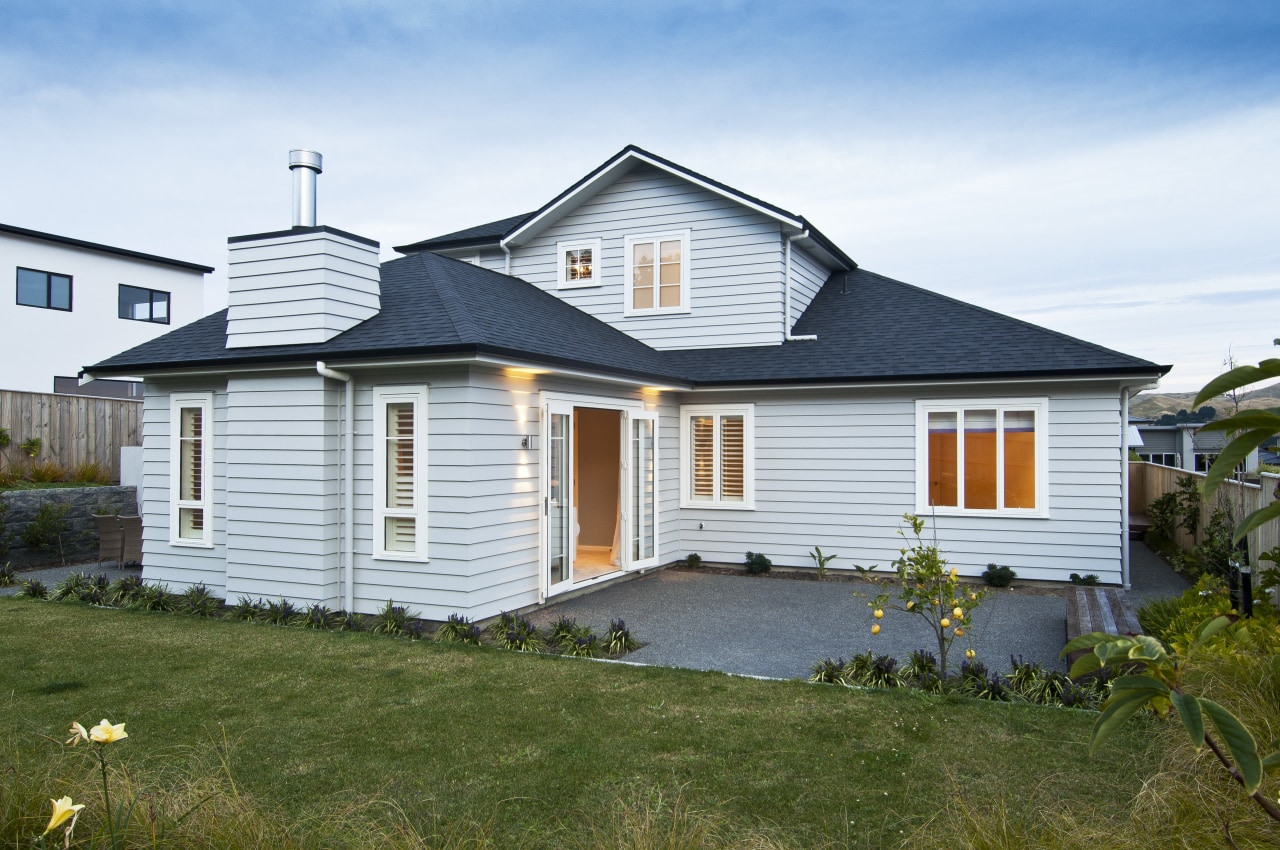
[[624, 230, 690, 315], [556, 238, 601, 289]]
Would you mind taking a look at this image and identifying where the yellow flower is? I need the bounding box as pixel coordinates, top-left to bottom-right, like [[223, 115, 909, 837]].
[[940, 618, 951, 628], [953, 607, 964, 619], [906, 601, 915, 610], [89, 719, 128, 745], [66, 721, 89, 746], [44, 796, 84, 835], [954, 627, 964, 637], [965, 648, 976, 660], [873, 608, 884, 619], [871, 623, 881, 635]]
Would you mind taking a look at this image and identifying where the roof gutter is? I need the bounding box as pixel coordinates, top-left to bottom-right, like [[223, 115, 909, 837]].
[[784, 231, 817, 342], [316, 361, 355, 614]]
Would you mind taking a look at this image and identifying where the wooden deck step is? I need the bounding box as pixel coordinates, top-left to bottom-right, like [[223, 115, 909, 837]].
[[1064, 586, 1143, 668]]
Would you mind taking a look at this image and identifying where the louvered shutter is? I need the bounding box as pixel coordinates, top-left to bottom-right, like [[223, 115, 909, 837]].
[[719, 415, 744, 501], [691, 415, 715, 500], [384, 401, 416, 552]]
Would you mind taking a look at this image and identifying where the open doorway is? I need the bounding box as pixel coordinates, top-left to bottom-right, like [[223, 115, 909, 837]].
[[573, 407, 622, 580]]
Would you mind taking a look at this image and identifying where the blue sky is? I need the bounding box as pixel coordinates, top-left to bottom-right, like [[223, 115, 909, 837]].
[[2, 1, 1277, 390]]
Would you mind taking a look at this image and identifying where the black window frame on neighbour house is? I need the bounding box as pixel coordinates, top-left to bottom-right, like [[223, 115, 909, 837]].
[[118, 284, 171, 324], [16, 267, 73, 311]]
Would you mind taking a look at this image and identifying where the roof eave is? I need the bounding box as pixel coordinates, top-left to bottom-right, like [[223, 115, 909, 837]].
[[0, 222, 214, 273]]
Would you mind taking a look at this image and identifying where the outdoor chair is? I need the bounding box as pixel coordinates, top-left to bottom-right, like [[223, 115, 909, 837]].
[[94, 514, 125, 565], [119, 515, 143, 566]]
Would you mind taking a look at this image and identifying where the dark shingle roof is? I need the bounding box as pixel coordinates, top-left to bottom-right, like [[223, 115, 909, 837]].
[[89, 253, 685, 386], [88, 258, 1167, 386], [393, 211, 535, 253], [675, 269, 1167, 386]]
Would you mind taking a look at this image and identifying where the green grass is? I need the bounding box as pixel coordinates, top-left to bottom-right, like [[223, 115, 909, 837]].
[[1, 598, 1159, 848]]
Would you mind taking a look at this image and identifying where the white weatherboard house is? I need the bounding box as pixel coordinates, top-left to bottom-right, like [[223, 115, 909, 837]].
[[1, 223, 212, 397], [85, 146, 1170, 620]]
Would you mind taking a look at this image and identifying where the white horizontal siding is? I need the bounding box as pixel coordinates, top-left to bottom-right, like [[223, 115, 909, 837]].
[[509, 164, 786, 349], [788, 245, 829, 332], [675, 383, 1126, 583], [223, 372, 341, 605], [139, 380, 229, 594]]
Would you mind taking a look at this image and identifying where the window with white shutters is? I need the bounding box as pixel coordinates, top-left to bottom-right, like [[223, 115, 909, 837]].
[[374, 386, 428, 560], [170, 392, 213, 546], [681, 404, 754, 508]]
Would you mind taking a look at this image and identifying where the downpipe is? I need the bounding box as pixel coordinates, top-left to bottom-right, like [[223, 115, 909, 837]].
[[316, 361, 355, 614]]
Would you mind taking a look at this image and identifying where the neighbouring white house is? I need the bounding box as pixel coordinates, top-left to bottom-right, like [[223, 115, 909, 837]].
[[1, 222, 212, 397], [1131, 418, 1259, 474], [84, 146, 1170, 620]]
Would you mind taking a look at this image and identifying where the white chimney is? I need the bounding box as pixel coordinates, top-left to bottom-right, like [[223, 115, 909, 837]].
[[224, 150, 381, 349]]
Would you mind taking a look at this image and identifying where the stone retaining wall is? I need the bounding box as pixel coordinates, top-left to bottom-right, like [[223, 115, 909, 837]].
[[0, 486, 138, 568]]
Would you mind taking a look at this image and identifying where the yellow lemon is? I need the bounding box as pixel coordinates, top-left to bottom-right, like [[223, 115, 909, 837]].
[[969, 592, 978, 601], [954, 627, 964, 637], [906, 601, 915, 610], [873, 608, 884, 619], [953, 607, 964, 619], [871, 623, 881, 635], [940, 618, 951, 628], [965, 648, 976, 659]]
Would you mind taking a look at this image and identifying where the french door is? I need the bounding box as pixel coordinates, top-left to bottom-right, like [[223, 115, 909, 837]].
[[541, 397, 659, 598]]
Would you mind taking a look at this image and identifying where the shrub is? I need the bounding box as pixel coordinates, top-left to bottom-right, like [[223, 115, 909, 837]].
[[435, 613, 481, 645], [900, 649, 943, 693], [809, 657, 847, 684], [605, 618, 638, 654], [546, 616, 583, 649], [134, 582, 176, 612], [297, 603, 342, 629], [684, 552, 702, 568], [564, 631, 600, 658], [52, 571, 93, 602], [20, 502, 73, 564], [981, 563, 1017, 587], [69, 462, 112, 485], [261, 598, 299, 625], [24, 459, 67, 483], [341, 611, 367, 632], [496, 616, 543, 652], [225, 596, 264, 621], [743, 551, 771, 575], [109, 574, 146, 605], [0, 562, 15, 586], [180, 583, 222, 617], [1069, 573, 1100, 585], [19, 578, 49, 598], [371, 600, 420, 637], [19, 437, 41, 458]]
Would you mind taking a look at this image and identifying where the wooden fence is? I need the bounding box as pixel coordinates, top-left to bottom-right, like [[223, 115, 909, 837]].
[[0, 389, 142, 483], [1130, 461, 1280, 566]]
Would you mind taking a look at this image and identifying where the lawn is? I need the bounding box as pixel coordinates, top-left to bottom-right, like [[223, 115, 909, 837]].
[[1, 598, 1158, 848]]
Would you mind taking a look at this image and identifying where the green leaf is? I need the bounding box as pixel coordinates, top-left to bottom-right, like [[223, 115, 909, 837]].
[[1170, 691, 1203, 750], [1067, 652, 1103, 679], [1202, 428, 1276, 499], [1262, 751, 1280, 774], [1196, 410, 1280, 434], [1200, 698, 1263, 794], [1233, 501, 1280, 545], [1190, 615, 1232, 652], [1193, 359, 1280, 407], [1061, 631, 1123, 657], [1111, 674, 1170, 695], [1127, 635, 1169, 665], [1090, 690, 1155, 754]]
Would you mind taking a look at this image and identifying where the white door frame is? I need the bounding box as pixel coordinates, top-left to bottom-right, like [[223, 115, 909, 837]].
[[538, 391, 656, 600]]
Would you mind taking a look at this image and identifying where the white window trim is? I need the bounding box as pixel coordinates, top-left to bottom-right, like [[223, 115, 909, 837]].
[[915, 397, 1050, 518], [373, 385, 429, 562], [679, 403, 755, 509], [169, 391, 214, 548], [555, 238, 602, 289], [623, 229, 691, 316]]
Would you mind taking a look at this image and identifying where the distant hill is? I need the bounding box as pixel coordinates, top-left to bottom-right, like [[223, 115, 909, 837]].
[[1132, 382, 1280, 420]]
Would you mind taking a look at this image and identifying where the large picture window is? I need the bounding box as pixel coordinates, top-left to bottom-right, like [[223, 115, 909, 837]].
[[169, 392, 213, 546], [624, 230, 690, 315], [680, 403, 754, 508], [916, 398, 1048, 516], [373, 385, 428, 560]]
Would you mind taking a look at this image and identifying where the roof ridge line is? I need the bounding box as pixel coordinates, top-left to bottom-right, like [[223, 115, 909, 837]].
[[419, 253, 481, 341]]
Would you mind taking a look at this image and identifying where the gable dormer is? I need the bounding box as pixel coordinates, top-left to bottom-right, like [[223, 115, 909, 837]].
[[395, 146, 854, 351]]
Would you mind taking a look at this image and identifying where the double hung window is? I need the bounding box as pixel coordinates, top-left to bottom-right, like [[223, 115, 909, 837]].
[[917, 398, 1047, 516], [170, 393, 213, 546], [680, 404, 754, 508], [17, 267, 72, 311], [373, 386, 428, 560], [625, 231, 689, 314]]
